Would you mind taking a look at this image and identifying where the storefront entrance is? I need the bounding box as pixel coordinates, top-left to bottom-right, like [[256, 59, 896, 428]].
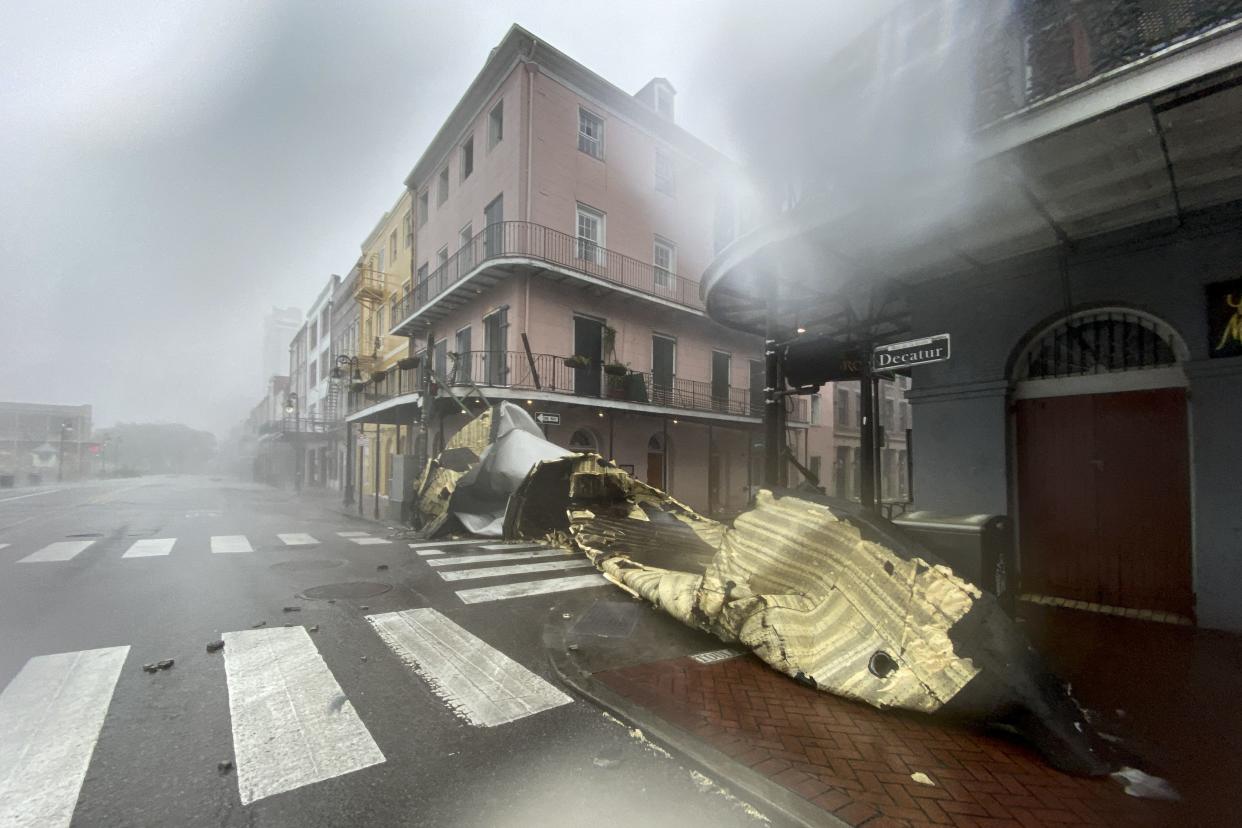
[[1012, 309, 1193, 617]]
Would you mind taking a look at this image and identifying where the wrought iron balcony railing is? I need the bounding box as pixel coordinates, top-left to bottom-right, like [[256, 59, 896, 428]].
[[391, 221, 704, 331], [346, 349, 809, 423], [973, 0, 1242, 124]]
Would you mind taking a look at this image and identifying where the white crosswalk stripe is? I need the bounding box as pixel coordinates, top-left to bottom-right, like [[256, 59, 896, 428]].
[[18, 540, 95, 563], [349, 537, 390, 546], [336, 531, 370, 538], [277, 533, 318, 546], [477, 542, 546, 551], [416, 548, 445, 556], [437, 559, 593, 582], [222, 626, 385, 805], [0, 646, 130, 827], [407, 539, 483, 548], [122, 538, 176, 558], [426, 549, 570, 567], [455, 573, 609, 604], [0, 543, 9, 551], [367, 609, 570, 727], [210, 535, 253, 554]]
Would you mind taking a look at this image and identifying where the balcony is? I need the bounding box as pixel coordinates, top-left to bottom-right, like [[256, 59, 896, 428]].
[[973, 0, 1242, 125], [347, 349, 808, 424], [354, 266, 387, 304], [390, 221, 704, 334], [261, 417, 340, 436]]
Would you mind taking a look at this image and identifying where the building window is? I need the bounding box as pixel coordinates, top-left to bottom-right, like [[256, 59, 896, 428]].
[[377, 249, 385, 275], [460, 136, 474, 180], [403, 209, 413, 247], [389, 229, 398, 263], [655, 149, 674, 195], [417, 263, 428, 282], [455, 326, 472, 384], [417, 190, 429, 226], [434, 338, 448, 379], [835, 388, 850, 425], [437, 246, 448, 269], [488, 100, 504, 149], [578, 108, 604, 159], [308, 360, 317, 386], [576, 204, 605, 263], [811, 394, 821, 425], [309, 320, 318, 343], [809, 455, 822, 482], [458, 223, 473, 271], [569, 429, 597, 452], [653, 238, 675, 289], [437, 167, 449, 206]]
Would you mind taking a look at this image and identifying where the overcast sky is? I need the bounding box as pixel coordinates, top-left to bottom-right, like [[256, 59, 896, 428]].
[[0, 0, 889, 438]]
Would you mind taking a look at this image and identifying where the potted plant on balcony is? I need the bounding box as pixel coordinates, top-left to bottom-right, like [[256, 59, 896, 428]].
[[397, 355, 420, 371], [604, 362, 630, 399], [563, 354, 591, 369], [371, 369, 387, 384], [350, 380, 367, 393]]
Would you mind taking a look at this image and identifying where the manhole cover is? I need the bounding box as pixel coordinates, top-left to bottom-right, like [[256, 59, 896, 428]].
[[300, 582, 392, 600], [271, 559, 346, 572], [572, 601, 640, 639]]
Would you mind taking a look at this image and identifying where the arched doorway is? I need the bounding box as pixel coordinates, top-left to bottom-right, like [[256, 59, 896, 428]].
[[568, 428, 598, 453], [647, 433, 667, 489], [1011, 308, 1193, 617]]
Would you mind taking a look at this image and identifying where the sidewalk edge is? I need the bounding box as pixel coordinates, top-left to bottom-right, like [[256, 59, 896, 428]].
[[547, 639, 848, 828]]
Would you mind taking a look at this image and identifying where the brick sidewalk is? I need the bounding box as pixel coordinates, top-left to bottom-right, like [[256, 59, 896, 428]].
[[594, 606, 1241, 827]]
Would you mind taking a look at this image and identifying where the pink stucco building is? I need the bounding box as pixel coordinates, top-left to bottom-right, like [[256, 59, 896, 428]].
[[348, 25, 833, 517]]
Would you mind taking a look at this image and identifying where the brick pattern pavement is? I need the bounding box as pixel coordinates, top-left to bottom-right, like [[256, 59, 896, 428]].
[[596, 653, 1187, 828]]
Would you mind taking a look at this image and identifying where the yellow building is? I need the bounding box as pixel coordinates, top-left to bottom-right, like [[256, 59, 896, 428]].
[[353, 191, 414, 514]]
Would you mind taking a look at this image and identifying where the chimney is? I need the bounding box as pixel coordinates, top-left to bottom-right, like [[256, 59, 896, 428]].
[[635, 78, 676, 122]]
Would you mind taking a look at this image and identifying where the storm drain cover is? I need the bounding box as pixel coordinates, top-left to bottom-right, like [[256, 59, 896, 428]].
[[271, 559, 345, 572], [300, 582, 392, 600], [572, 601, 640, 639]]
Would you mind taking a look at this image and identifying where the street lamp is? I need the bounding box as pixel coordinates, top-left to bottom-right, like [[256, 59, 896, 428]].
[[57, 421, 74, 483], [284, 392, 299, 416]]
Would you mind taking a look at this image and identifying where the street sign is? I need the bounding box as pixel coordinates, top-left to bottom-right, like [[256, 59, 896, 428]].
[[872, 334, 951, 372], [782, 338, 864, 385], [534, 412, 560, 425]]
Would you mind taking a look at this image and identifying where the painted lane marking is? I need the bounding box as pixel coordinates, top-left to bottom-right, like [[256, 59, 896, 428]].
[[455, 573, 609, 604], [349, 537, 391, 546], [222, 626, 384, 805], [366, 609, 570, 727], [336, 531, 370, 538], [416, 549, 444, 556], [437, 559, 594, 582], [406, 539, 482, 548], [0, 543, 9, 551], [0, 646, 130, 828], [477, 543, 546, 551], [277, 533, 318, 546], [211, 535, 253, 554], [18, 540, 95, 563], [426, 549, 570, 568], [0, 489, 59, 504], [121, 538, 176, 558]]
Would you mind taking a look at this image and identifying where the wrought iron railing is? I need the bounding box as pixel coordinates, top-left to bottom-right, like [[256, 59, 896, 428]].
[[973, 0, 1242, 124], [346, 349, 809, 422], [391, 221, 704, 331], [274, 417, 341, 434]]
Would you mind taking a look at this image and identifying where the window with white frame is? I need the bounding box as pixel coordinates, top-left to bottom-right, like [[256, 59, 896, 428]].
[[488, 100, 504, 149], [578, 108, 604, 159], [459, 223, 474, 270], [417, 263, 428, 282], [417, 190, 429, 226], [403, 209, 413, 247], [460, 136, 474, 180], [655, 149, 674, 195], [437, 167, 449, 206], [437, 245, 448, 269], [653, 238, 675, 289], [377, 248, 385, 274], [811, 394, 822, 425], [389, 229, 398, 263], [575, 205, 605, 263]]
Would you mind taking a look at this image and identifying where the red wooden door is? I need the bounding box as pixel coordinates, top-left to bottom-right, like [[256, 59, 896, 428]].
[[1016, 388, 1193, 615]]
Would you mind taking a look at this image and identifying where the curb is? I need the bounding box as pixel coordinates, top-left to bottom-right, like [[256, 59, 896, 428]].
[[546, 627, 848, 828]]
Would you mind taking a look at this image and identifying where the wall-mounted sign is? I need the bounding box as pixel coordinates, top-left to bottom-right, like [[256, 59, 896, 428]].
[[1207, 278, 1242, 359], [782, 339, 865, 385], [873, 334, 951, 372], [534, 412, 561, 425]]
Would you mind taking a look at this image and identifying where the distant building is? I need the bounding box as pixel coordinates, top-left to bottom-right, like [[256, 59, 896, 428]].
[[0, 401, 93, 486], [262, 307, 302, 387]]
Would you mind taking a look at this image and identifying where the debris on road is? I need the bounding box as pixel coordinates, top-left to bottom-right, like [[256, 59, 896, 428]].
[[360, 655, 368, 662], [206, 640, 225, 653], [282, 606, 301, 613], [217, 760, 233, 775], [156, 659, 174, 670], [359, 605, 369, 611], [910, 772, 936, 786], [251, 621, 266, 628], [142, 663, 158, 673], [309, 625, 320, 633], [376, 564, 389, 571]]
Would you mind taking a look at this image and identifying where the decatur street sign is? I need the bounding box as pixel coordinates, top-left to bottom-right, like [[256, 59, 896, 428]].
[[872, 334, 951, 372]]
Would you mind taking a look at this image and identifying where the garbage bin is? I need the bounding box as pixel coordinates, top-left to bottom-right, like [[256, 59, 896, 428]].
[[891, 511, 1015, 614]]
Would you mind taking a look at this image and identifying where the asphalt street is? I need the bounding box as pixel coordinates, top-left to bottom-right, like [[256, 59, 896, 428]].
[[0, 476, 773, 828]]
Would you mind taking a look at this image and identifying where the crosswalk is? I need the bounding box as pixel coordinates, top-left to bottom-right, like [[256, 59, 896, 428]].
[[3, 530, 399, 563], [0, 607, 577, 820]]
